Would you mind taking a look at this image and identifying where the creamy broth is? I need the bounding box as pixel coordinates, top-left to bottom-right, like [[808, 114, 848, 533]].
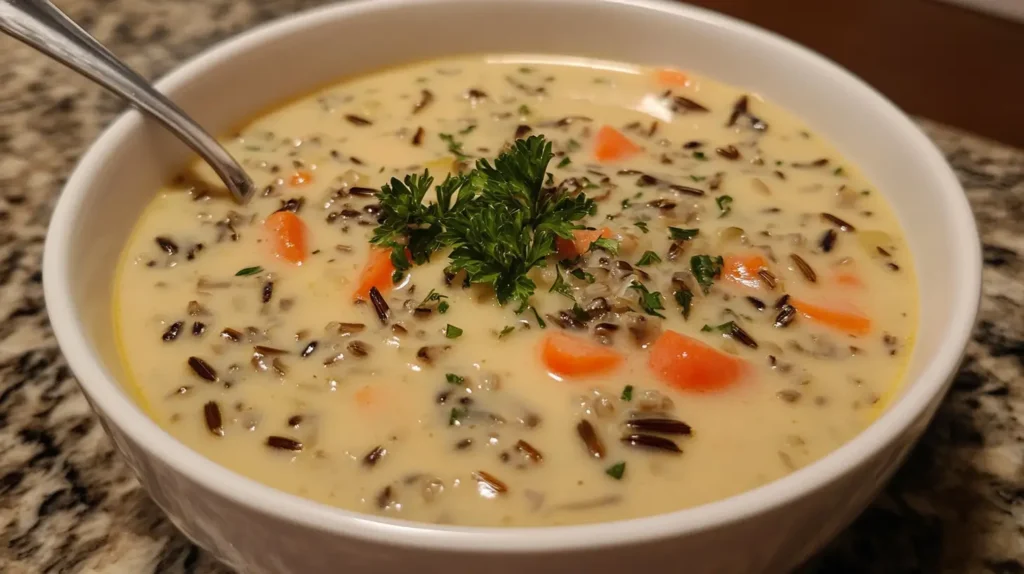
[[114, 55, 916, 526]]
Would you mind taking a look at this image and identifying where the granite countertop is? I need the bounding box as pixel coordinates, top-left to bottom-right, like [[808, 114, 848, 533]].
[[1, 1, 1022, 572]]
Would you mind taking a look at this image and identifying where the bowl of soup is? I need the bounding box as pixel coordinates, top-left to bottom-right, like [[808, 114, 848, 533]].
[[42, 0, 981, 572]]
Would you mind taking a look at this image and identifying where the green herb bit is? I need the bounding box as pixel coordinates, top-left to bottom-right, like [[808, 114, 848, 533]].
[[545, 172, 555, 186], [621, 385, 634, 401], [702, 321, 737, 333], [420, 289, 448, 306], [498, 325, 516, 339], [449, 407, 466, 426], [628, 281, 666, 318], [235, 266, 263, 277], [690, 175, 706, 182], [571, 303, 589, 323], [445, 324, 464, 339], [674, 288, 693, 320], [549, 266, 575, 301], [636, 251, 662, 267], [569, 268, 595, 283], [558, 156, 572, 168], [606, 462, 627, 480], [438, 301, 450, 314], [669, 227, 699, 241], [693, 151, 707, 161], [446, 373, 465, 385], [439, 132, 469, 160], [517, 104, 531, 116], [833, 166, 845, 176], [621, 198, 631, 209], [633, 221, 649, 234], [391, 269, 405, 283], [530, 306, 547, 328], [459, 124, 477, 135], [566, 138, 581, 152], [690, 254, 724, 294], [590, 237, 620, 255], [716, 195, 733, 218]]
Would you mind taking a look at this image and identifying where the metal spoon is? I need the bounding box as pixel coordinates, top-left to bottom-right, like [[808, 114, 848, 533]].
[[0, 0, 256, 204]]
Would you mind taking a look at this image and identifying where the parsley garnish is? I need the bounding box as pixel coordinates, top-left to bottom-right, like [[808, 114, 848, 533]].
[[621, 198, 632, 209], [529, 305, 547, 328], [694, 151, 707, 160], [439, 133, 468, 159], [633, 221, 649, 234], [449, 407, 466, 426], [690, 175, 706, 182], [606, 462, 627, 480], [446, 373, 465, 385], [445, 324, 463, 339], [621, 385, 634, 401], [702, 321, 736, 333], [716, 195, 733, 217], [669, 227, 699, 241], [438, 301, 450, 313], [391, 269, 404, 283], [833, 166, 845, 176], [569, 268, 595, 283], [459, 124, 477, 135], [690, 254, 723, 294], [517, 104, 531, 116], [628, 281, 666, 318], [590, 237, 620, 255], [636, 251, 662, 266], [235, 266, 263, 276], [566, 139, 581, 152], [498, 325, 515, 338], [674, 288, 693, 320], [558, 156, 572, 168], [371, 136, 597, 306], [550, 267, 575, 300]]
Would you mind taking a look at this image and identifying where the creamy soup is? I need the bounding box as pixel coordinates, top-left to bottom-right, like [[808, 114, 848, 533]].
[[114, 55, 916, 526]]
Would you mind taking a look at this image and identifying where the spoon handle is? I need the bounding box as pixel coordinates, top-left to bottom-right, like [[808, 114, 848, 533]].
[[0, 0, 255, 204]]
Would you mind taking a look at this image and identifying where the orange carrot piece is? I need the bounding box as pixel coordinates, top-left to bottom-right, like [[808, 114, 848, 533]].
[[648, 330, 748, 392], [354, 385, 376, 408], [353, 247, 407, 302], [541, 332, 624, 377], [264, 211, 308, 264], [790, 298, 872, 336], [594, 125, 641, 162], [289, 170, 313, 187], [556, 227, 613, 259], [722, 254, 769, 290], [655, 68, 689, 87], [834, 270, 865, 288]]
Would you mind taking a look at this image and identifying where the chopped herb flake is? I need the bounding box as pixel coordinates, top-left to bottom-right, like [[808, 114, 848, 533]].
[[669, 227, 699, 241], [674, 289, 693, 319], [633, 221, 649, 234], [694, 151, 707, 160], [628, 281, 666, 318], [439, 132, 468, 159], [438, 301, 450, 314], [549, 266, 575, 300], [517, 104, 531, 116], [530, 306, 547, 328], [558, 156, 572, 168], [590, 237, 620, 255], [606, 462, 626, 480], [498, 325, 515, 338], [621, 385, 634, 401], [449, 407, 466, 426], [445, 373, 465, 385], [235, 266, 263, 276], [445, 324, 463, 339], [566, 138, 581, 152], [690, 254, 723, 294], [459, 124, 477, 135], [716, 195, 733, 217], [702, 321, 736, 333], [636, 250, 662, 266], [569, 268, 595, 283]]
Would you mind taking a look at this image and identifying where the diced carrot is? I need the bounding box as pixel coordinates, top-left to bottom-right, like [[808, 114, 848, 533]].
[[789, 298, 872, 336], [289, 170, 313, 187], [353, 247, 408, 302], [541, 331, 624, 377], [594, 125, 641, 162], [834, 270, 865, 288], [655, 68, 689, 87], [723, 254, 769, 290], [264, 211, 308, 264], [354, 385, 377, 408], [556, 227, 613, 259], [648, 330, 748, 392]]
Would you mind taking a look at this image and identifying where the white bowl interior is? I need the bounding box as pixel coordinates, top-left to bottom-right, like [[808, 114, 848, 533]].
[[47, 0, 979, 545]]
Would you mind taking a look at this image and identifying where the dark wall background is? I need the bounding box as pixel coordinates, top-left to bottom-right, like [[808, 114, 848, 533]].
[[682, 0, 1024, 148]]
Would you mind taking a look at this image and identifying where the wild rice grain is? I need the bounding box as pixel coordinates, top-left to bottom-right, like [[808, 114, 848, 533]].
[[262, 281, 274, 304], [821, 212, 856, 232], [301, 341, 318, 358], [192, 322, 206, 336], [774, 305, 797, 328], [266, 436, 303, 451], [187, 357, 217, 382], [155, 236, 178, 255], [473, 471, 508, 494], [162, 321, 183, 342], [789, 253, 818, 283], [363, 445, 387, 467], [368, 286, 390, 324], [344, 114, 372, 126], [819, 229, 838, 253], [576, 420, 606, 459], [625, 418, 693, 436], [621, 433, 682, 454], [515, 440, 544, 462], [203, 401, 224, 436]]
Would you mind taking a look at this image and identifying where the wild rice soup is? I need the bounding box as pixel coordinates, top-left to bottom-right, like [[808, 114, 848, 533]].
[[114, 55, 916, 526]]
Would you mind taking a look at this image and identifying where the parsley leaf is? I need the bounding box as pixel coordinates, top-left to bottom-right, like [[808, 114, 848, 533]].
[[669, 227, 699, 241], [530, 305, 547, 328], [633, 221, 649, 234], [566, 139, 581, 152], [558, 156, 572, 168], [590, 236, 620, 255], [673, 288, 693, 319], [569, 268, 595, 283], [621, 385, 634, 401], [628, 281, 666, 318], [459, 124, 477, 135], [498, 325, 515, 338], [716, 195, 733, 217], [606, 462, 627, 480], [439, 133, 469, 159], [549, 266, 575, 300], [235, 266, 263, 276], [445, 324, 463, 339], [446, 373, 465, 385], [690, 254, 723, 294], [517, 104, 531, 116], [636, 251, 662, 267], [449, 407, 466, 426], [438, 301, 450, 313], [571, 303, 589, 323], [702, 321, 736, 333]]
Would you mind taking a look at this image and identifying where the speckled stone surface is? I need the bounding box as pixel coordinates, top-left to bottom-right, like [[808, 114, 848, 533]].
[[0, 1, 1022, 572]]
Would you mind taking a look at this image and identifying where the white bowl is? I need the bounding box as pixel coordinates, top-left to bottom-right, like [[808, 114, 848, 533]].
[[42, 0, 981, 572]]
